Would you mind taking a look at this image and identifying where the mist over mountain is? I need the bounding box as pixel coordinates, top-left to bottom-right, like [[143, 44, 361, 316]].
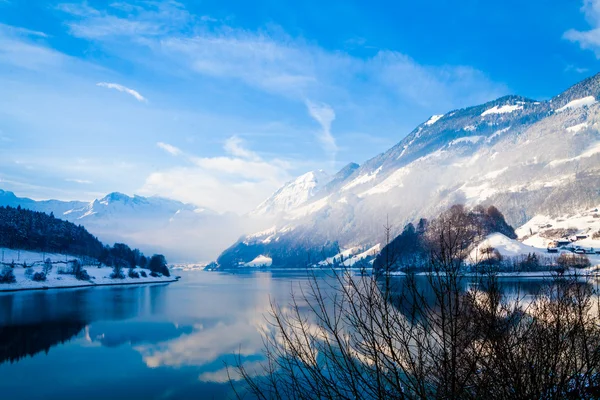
[[216, 72, 600, 269], [0, 190, 264, 263]]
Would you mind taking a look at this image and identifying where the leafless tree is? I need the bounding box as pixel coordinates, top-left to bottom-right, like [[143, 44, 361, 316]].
[[229, 208, 600, 399]]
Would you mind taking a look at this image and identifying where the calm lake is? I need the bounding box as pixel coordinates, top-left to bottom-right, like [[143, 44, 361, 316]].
[[0, 271, 560, 399]]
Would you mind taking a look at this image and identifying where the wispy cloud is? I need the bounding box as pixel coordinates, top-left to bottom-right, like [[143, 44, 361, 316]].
[[157, 142, 182, 156], [97, 82, 147, 102], [306, 101, 337, 160], [564, 0, 600, 57], [57, 1, 191, 38], [65, 178, 93, 184], [57, 2, 504, 108], [565, 64, 589, 74], [0, 23, 48, 38], [223, 136, 261, 161]]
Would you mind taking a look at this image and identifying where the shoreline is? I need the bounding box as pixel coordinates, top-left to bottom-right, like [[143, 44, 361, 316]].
[[0, 276, 180, 293]]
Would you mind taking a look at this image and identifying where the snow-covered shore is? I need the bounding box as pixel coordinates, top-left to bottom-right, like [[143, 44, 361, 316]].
[[0, 248, 177, 292], [0, 266, 178, 292]]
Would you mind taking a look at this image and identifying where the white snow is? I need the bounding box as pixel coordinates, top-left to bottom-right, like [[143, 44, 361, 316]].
[[243, 255, 273, 267], [547, 142, 600, 167], [481, 104, 523, 116], [251, 170, 331, 216], [247, 226, 277, 239], [359, 167, 411, 197], [486, 127, 510, 142], [566, 122, 588, 133], [556, 96, 597, 112], [448, 136, 483, 146], [512, 210, 600, 266], [287, 195, 330, 219], [319, 244, 380, 267], [464, 125, 476, 132], [471, 233, 548, 261], [342, 167, 382, 191], [483, 167, 508, 180], [425, 114, 444, 126], [0, 249, 177, 292], [342, 244, 381, 267], [460, 182, 498, 203]]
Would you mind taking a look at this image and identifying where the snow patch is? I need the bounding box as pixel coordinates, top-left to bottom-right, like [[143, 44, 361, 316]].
[[486, 127, 510, 142], [483, 167, 508, 180], [547, 142, 600, 167], [556, 96, 597, 112], [359, 167, 411, 197], [425, 114, 444, 126], [470, 233, 548, 261], [566, 122, 588, 133], [449, 136, 483, 146], [481, 104, 523, 116], [342, 167, 382, 191], [244, 255, 273, 267]]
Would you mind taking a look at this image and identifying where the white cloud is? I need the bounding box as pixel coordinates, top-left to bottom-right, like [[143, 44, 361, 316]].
[[57, 1, 191, 38], [223, 135, 260, 161], [142, 137, 291, 214], [306, 101, 337, 159], [97, 82, 147, 102], [157, 142, 182, 156], [57, 2, 504, 108], [65, 178, 93, 184], [564, 0, 600, 57], [0, 25, 66, 70], [0, 23, 48, 38]]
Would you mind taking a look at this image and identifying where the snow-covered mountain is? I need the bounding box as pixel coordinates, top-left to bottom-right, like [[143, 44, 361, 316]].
[[216, 73, 600, 269], [0, 191, 250, 263], [251, 170, 332, 216]]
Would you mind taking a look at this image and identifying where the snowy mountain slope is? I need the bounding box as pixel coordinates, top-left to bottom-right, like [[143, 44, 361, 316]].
[[0, 190, 87, 217], [0, 191, 252, 263], [251, 170, 332, 216], [216, 73, 600, 269]]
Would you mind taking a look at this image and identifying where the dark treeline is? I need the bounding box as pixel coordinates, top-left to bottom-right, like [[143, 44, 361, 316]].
[[0, 206, 169, 276], [0, 205, 104, 259]]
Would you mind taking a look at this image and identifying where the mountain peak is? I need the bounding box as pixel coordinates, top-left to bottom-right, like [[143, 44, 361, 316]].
[[250, 169, 332, 217], [98, 192, 132, 205]]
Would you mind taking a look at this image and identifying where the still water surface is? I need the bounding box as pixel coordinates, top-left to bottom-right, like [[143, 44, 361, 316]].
[[0, 271, 555, 399]]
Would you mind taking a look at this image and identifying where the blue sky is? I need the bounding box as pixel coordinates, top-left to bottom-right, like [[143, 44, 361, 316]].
[[0, 0, 599, 213]]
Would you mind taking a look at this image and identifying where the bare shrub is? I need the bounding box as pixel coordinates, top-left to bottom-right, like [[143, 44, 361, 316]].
[[231, 218, 600, 399], [539, 227, 578, 239]]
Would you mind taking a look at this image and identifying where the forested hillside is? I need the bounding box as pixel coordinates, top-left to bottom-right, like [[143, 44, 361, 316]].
[[0, 206, 167, 274], [373, 204, 517, 272], [0, 206, 104, 258]]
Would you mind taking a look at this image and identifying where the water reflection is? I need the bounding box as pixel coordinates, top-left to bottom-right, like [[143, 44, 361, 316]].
[[0, 284, 172, 365], [0, 271, 582, 400]]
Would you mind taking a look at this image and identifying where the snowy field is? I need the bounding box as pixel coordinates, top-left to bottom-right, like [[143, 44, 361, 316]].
[[472, 232, 600, 267], [0, 248, 177, 292]]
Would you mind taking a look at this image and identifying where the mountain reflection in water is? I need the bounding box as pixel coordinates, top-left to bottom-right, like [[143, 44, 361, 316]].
[[0, 271, 581, 400]]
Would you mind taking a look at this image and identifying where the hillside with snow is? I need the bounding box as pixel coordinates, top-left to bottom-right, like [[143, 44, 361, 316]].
[[216, 73, 600, 269]]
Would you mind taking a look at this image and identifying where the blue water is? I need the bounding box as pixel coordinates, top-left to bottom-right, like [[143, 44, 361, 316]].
[[0, 271, 554, 399]]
